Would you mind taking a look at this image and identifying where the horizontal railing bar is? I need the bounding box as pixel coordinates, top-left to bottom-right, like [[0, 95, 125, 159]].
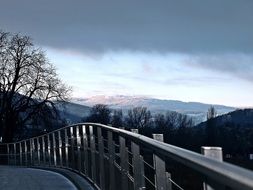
[[143, 175, 156, 188], [128, 161, 133, 168], [143, 160, 155, 170], [169, 178, 184, 190]]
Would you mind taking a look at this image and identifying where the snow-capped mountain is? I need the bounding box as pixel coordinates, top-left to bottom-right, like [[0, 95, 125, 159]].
[[72, 95, 236, 124]]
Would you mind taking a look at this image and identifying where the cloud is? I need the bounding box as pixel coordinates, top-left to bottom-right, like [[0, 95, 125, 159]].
[[0, 0, 253, 54], [184, 53, 253, 82]]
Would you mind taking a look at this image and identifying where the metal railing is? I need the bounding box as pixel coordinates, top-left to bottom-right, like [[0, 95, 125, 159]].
[[1, 123, 253, 190]]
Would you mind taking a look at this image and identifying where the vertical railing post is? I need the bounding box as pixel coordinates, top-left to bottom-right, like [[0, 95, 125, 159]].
[[153, 134, 172, 190], [30, 138, 34, 166], [70, 127, 75, 169], [52, 133, 57, 166], [153, 134, 167, 190], [89, 125, 97, 183], [131, 129, 145, 190], [47, 134, 51, 166], [37, 138, 41, 165], [165, 172, 172, 190], [58, 131, 63, 167], [24, 141, 28, 166], [64, 128, 69, 168], [19, 142, 22, 165], [76, 126, 82, 172], [7, 144, 10, 165], [42, 136, 46, 165], [108, 131, 116, 190], [201, 147, 223, 190], [32, 138, 35, 165], [120, 136, 129, 190], [13, 143, 17, 165], [97, 127, 105, 190], [34, 139, 37, 165], [82, 125, 88, 175]]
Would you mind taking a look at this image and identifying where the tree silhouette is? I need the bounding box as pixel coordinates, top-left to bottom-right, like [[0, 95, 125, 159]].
[[111, 109, 124, 128], [0, 31, 70, 142], [205, 106, 217, 145], [126, 107, 152, 129], [166, 111, 180, 129], [207, 106, 217, 120], [86, 104, 111, 125], [154, 113, 167, 130]]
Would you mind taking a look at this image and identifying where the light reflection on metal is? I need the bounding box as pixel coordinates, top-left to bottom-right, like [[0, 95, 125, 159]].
[[58, 131, 63, 167], [0, 123, 253, 190]]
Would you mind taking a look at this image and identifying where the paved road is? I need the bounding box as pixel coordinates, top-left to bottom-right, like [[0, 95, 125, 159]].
[[0, 166, 78, 190]]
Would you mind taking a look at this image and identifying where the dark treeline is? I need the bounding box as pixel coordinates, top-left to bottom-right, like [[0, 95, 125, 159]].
[[83, 104, 253, 163]]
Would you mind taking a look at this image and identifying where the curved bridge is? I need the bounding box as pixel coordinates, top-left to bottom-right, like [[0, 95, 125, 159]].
[[1, 123, 253, 190]]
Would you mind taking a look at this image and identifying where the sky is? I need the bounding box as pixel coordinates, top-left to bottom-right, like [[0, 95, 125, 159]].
[[0, 0, 253, 107]]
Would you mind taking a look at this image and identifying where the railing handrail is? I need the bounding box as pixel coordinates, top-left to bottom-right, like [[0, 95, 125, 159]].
[[86, 123, 253, 190], [1, 122, 253, 190]]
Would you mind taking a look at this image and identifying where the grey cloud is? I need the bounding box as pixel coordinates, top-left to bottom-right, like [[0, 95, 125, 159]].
[[0, 0, 253, 53], [164, 76, 229, 86], [102, 71, 225, 87], [185, 54, 253, 81]]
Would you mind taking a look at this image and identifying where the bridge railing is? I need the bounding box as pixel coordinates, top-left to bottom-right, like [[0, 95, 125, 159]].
[[1, 123, 253, 190]]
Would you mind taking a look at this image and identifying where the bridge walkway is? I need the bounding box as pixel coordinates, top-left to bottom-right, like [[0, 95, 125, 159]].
[[0, 166, 93, 190]]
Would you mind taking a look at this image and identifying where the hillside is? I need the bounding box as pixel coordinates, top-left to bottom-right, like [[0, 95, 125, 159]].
[[197, 109, 253, 127], [55, 101, 91, 124], [72, 95, 235, 124]]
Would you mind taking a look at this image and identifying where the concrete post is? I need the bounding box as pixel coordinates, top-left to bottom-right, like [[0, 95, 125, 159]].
[[201, 147, 223, 162], [152, 134, 164, 142], [153, 134, 169, 190], [131, 129, 139, 134], [131, 129, 145, 190], [201, 146, 223, 190]]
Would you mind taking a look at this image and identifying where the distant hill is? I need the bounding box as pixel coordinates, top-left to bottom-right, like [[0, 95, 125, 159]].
[[55, 101, 91, 124], [72, 95, 236, 124], [197, 109, 253, 127]]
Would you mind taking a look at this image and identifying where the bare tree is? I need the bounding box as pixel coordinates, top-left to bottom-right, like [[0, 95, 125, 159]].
[[111, 109, 124, 128], [126, 107, 152, 129], [154, 111, 180, 131], [165, 111, 179, 129], [207, 106, 217, 120], [206, 106, 217, 145], [86, 104, 111, 125], [0, 31, 71, 142], [177, 114, 193, 128], [154, 113, 166, 129]]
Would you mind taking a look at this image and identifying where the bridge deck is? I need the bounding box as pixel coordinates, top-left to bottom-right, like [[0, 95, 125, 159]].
[[0, 166, 84, 190]]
